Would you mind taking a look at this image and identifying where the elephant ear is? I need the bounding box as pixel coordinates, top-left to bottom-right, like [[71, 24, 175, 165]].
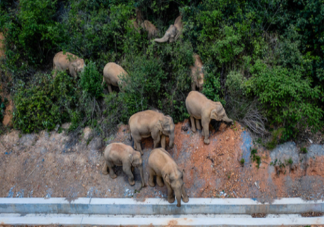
[[155, 120, 163, 133], [164, 173, 171, 185], [130, 153, 140, 166], [71, 61, 78, 72], [210, 105, 225, 121]]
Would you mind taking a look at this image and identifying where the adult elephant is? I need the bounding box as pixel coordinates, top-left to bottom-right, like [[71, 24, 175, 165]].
[[102, 62, 129, 93], [185, 91, 233, 144], [154, 16, 182, 43], [53, 51, 85, 78], [129, 110, 175, 155], [190, 54, 204, 91]]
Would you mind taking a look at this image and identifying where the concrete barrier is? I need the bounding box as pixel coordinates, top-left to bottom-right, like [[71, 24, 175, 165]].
[[0, 197, 323, 215], [1, 213, 324, 226]]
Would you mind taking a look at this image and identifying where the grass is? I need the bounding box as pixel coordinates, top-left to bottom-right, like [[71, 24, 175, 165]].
[[301, 147, 308, 153], [250, 148, 261, 168], [240, 158, 245, 166]]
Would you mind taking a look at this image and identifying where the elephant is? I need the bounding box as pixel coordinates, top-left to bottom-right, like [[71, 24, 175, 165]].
[[102, 142, 145, 187], [154, 16, 182, 43], [131, 8, 159, 39], [190, 54, 204, 91], [185, 91, 233, 144], [102, 62, 129, 93], [140, 20, 159, 39], [53, 51, 85, 78], [148, 148, 189, 207], [129, 110, 175, 155]]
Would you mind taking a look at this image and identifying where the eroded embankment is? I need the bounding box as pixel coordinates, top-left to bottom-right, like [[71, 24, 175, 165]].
[[0, 121, 323, 202]]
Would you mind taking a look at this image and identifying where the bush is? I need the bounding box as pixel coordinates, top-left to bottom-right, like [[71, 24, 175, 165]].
[[80, 61, 103, 98], [13, 72, 78, 132], [1, 0, 323, 142], [246, 60, 323, 137], [0, 95, 8, 123]]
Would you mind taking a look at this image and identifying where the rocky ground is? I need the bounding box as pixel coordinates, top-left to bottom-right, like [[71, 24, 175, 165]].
[[0, 120, 324, 203]]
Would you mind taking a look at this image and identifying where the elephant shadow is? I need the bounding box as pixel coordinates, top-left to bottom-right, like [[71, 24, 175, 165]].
[[210, 119, 222, 133], [112, 165, 143, 186], [103, 85, 120, 94]]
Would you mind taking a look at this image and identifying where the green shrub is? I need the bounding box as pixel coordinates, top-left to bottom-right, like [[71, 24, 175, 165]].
[[80, 61, 103, 98], [13, 72, 78, 133], [250, 148, 261, 168], [246, 60, 323, 138], [0, 95, 8, 123], [1, 0, 323, 141], [301, 147, 308, 154], [240, 158, 245, 166]]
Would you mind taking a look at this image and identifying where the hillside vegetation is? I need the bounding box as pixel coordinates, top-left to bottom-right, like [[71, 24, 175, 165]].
[[0, 0, 323, 143]]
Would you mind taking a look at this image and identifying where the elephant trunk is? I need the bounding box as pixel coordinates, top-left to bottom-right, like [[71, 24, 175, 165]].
[[175, 190, 182, 207], [154, 33, 169, 43], [169, 132, 174, 148], [138, 166, 145, 188], [223, 115, 233, 124]]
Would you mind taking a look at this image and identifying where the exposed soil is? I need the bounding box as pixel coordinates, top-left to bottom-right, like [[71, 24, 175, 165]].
[[0, 120, 323, 203]]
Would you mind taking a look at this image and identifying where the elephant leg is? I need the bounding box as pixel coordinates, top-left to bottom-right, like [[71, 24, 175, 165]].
[[133, 136, 143, 155], [53, 69, 57, 78], [161, 135, 166, 149], [152, 131, 161, 149], [106, 161, 117, 179], [196, 119, 201, 130], [148, 167, 156, 187], [123, 164, 135, 186], [166, 183, 175, 203], [190, 116, 196, 132], [133, 141, 137, 150], [181, 186, 189, 203], [202, 118, 210, 144], [108, 84, 113, 93], [156, 176, 164, 187], [102, 161, 109, 175]]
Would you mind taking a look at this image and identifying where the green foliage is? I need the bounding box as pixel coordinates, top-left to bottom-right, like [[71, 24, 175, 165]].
[[301, 147, 308, 154], [1, 0, 323, 141], [247, 60, 323, 136], [0, 95, 8, 123], [202, 69, 223, 103], [250, 148, 261, 168], [286, 158, 293, 165], [240, 158, 245, 166], [266, 128, 286, 150], [80, 61, 103, 98], [13, 72, 78, 133]]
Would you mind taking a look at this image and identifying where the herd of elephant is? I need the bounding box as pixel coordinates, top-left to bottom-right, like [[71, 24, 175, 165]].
[[51, 14, 233, 207]]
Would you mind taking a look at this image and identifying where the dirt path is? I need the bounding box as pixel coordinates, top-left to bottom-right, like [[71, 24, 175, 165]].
[[0, 121, 323, 202]]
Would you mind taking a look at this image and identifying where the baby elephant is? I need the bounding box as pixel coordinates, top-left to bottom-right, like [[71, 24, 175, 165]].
[[102, 142, 145, 188], [129, 110, 175, 155], [190, 54, 204, 91], [148, 148, 189, 207], [185, 91, 233, 144], [102, 62, 128, 93], [53, 51, 85, 78]]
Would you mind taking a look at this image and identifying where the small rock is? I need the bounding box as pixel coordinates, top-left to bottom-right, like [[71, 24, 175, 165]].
[[96, 164, 100, 167], [83, 127, 92, 141], [181, 126, 188, 131]]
